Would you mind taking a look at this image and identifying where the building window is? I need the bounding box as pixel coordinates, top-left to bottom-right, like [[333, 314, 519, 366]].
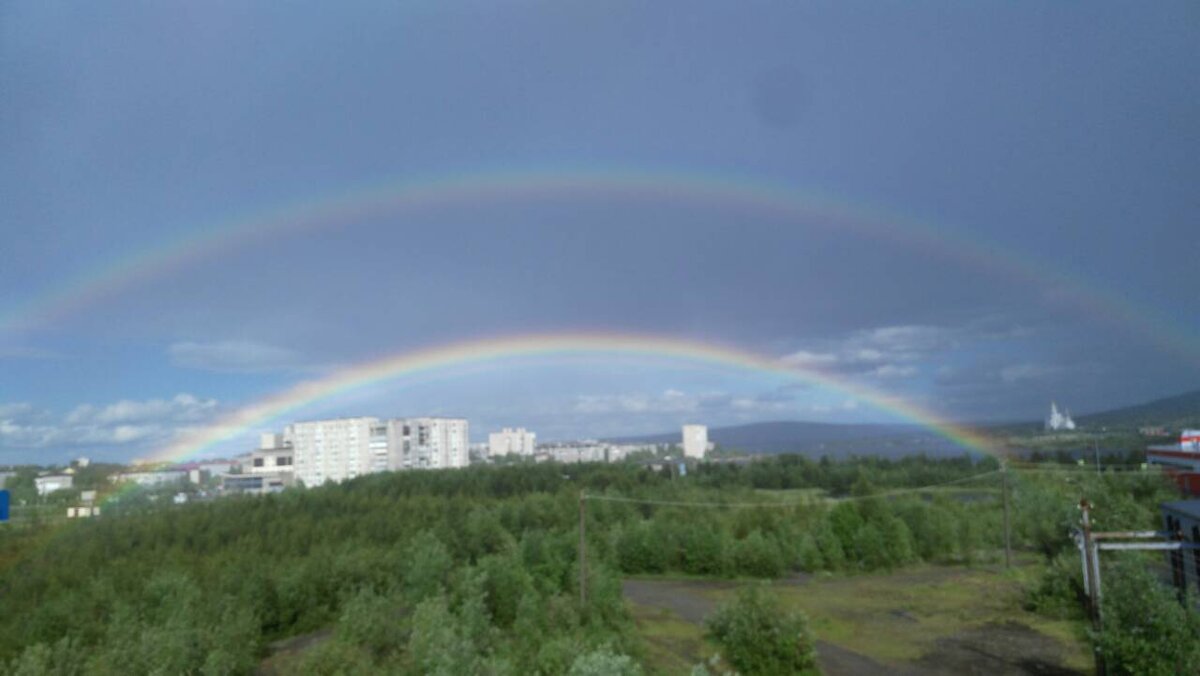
[[253, 458, 264, 467]]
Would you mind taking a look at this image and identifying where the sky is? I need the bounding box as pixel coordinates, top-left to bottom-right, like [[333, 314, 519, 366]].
[[2, 2, 1198, 463]]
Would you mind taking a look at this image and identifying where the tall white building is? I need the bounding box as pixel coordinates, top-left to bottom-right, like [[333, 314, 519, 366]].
[[488, 427, 537, 457], [389, 417, 470, 470], [682, 424, 708, 459], [284, 416, 471, 486], [286, 417, 377, 486]]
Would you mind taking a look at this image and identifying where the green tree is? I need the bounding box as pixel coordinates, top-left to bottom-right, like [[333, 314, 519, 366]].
[[568, 645, 643, 676], [1092, 559, 1200, 675], [705, 585, 819, 675]]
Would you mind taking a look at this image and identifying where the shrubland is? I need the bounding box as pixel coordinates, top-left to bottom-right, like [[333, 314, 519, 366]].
[[0, 453, 1192, 673]]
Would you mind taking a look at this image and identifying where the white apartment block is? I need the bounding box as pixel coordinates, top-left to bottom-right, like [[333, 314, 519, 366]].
[[488, 427, 537, 457], [682, 424, 708, 459], [286, 417, 376, 486], [284, 416, 470, 486], [390, 417, 470, 470]]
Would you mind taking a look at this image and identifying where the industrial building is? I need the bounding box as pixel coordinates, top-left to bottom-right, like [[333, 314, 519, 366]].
[[1161, 501, 1200, 595], [1147, 430, 1200, 495]]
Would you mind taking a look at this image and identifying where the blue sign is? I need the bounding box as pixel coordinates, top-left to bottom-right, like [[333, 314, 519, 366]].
[[0, 490, 9, 522]]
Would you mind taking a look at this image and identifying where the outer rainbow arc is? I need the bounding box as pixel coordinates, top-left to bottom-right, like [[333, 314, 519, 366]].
[[2, 168, 1195, 367], [133, 332, 1001, 491]]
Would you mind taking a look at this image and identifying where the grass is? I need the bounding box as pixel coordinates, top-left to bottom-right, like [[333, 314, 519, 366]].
[[629, 605, 713, 675], [625, 560, 1094, 674]]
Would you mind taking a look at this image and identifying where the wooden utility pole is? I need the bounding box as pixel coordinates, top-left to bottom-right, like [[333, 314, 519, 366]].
[[579, 490, 587, 608], [1002, 463, 1012, 569]]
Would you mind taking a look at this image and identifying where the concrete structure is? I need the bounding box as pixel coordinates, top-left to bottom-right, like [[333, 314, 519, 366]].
[[113, 469, 188, 487], [221, 471, 294, 495], [389, 417, 470, 470], [488, 427, 537, 457], [35, 474, 73, 495], [246, 447, 294, 474], [286, 417, 376, 486], [1160, 501, 1200, 595], [1148, 431, 1200, 495], [682, 424, 708, 459], [1045, 402, 1076, 431], [286, 416, 470, 485]]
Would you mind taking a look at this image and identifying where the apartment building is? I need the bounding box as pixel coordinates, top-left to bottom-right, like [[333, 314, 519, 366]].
[[390, 417, 470, 470], [286, 416, 470, 484], [682, 424, 708, 459], [488, 427, 537, 457], [286, 417, 377, 486]]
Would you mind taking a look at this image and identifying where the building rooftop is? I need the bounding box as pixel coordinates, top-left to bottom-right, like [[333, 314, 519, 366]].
[[1161, 500, 1200, 520]]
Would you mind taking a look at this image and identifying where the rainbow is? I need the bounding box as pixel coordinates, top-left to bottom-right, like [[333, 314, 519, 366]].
[[2, 167, 1196, 365], [142, 332, 1002, 475]]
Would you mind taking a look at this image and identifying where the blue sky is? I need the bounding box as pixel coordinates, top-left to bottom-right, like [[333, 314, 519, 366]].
[[2, 2, 1198, 462]]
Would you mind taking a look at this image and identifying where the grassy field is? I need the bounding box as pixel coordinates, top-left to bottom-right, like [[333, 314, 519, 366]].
[[625, 561, 1093, 675]]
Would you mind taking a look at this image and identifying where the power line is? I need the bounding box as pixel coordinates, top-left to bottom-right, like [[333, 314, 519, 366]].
[[583, 469, 1002, 509]]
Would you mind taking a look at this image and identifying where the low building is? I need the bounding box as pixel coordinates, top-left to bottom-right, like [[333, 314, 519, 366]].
[[112, 469, 188, 487], [35, 474, 73, 496], [488, 427, 537, 457], [1160, 501, 1200, 595], [1147, 431, 1200, 495], [220, 471, 294, 496]]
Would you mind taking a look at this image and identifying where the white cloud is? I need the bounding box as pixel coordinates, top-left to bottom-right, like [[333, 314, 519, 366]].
[[0, 394, 221, 450], [169, 340, 306, 373], [780, 323, 956, 379]]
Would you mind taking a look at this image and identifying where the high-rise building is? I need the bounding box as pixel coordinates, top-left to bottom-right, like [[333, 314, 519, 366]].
[[286, 417, 377, 486], [283, 416, 470, 485], [488, 427, 537, 457], [389, 417, 470, 470], [682, 424, 708, 459]]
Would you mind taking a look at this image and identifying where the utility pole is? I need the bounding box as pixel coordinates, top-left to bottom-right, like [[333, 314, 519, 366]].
[[1002, 462, 1012, 569], [579, 490, 587, 609], [1080, 499, 1105, 675]]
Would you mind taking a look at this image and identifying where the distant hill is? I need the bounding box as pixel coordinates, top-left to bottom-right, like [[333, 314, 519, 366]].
[[1076, 389, 1200, 430], [606, 420, 971, 458]]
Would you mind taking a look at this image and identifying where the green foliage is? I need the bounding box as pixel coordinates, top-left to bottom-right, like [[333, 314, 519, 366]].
[[1023, 554, 1084, 620], [0, 454, 1176, 674], [568, 645, 643, 675], [1092, 558, 1200, 676], [705, 585, 819, 675]]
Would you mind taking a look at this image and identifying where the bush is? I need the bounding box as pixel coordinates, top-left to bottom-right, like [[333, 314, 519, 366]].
[[705, 585, 819, 675], [1091, 559, 1200, 675], [568, 645, 643, 676]]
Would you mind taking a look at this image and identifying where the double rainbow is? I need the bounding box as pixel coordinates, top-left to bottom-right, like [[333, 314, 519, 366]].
[[2, 167, 1195, 366]]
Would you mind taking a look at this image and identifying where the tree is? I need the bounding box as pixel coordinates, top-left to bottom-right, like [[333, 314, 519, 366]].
[[705, 585, 819, 675], [1092, 559, 1200, 675], [568, 645, 643, 676]]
